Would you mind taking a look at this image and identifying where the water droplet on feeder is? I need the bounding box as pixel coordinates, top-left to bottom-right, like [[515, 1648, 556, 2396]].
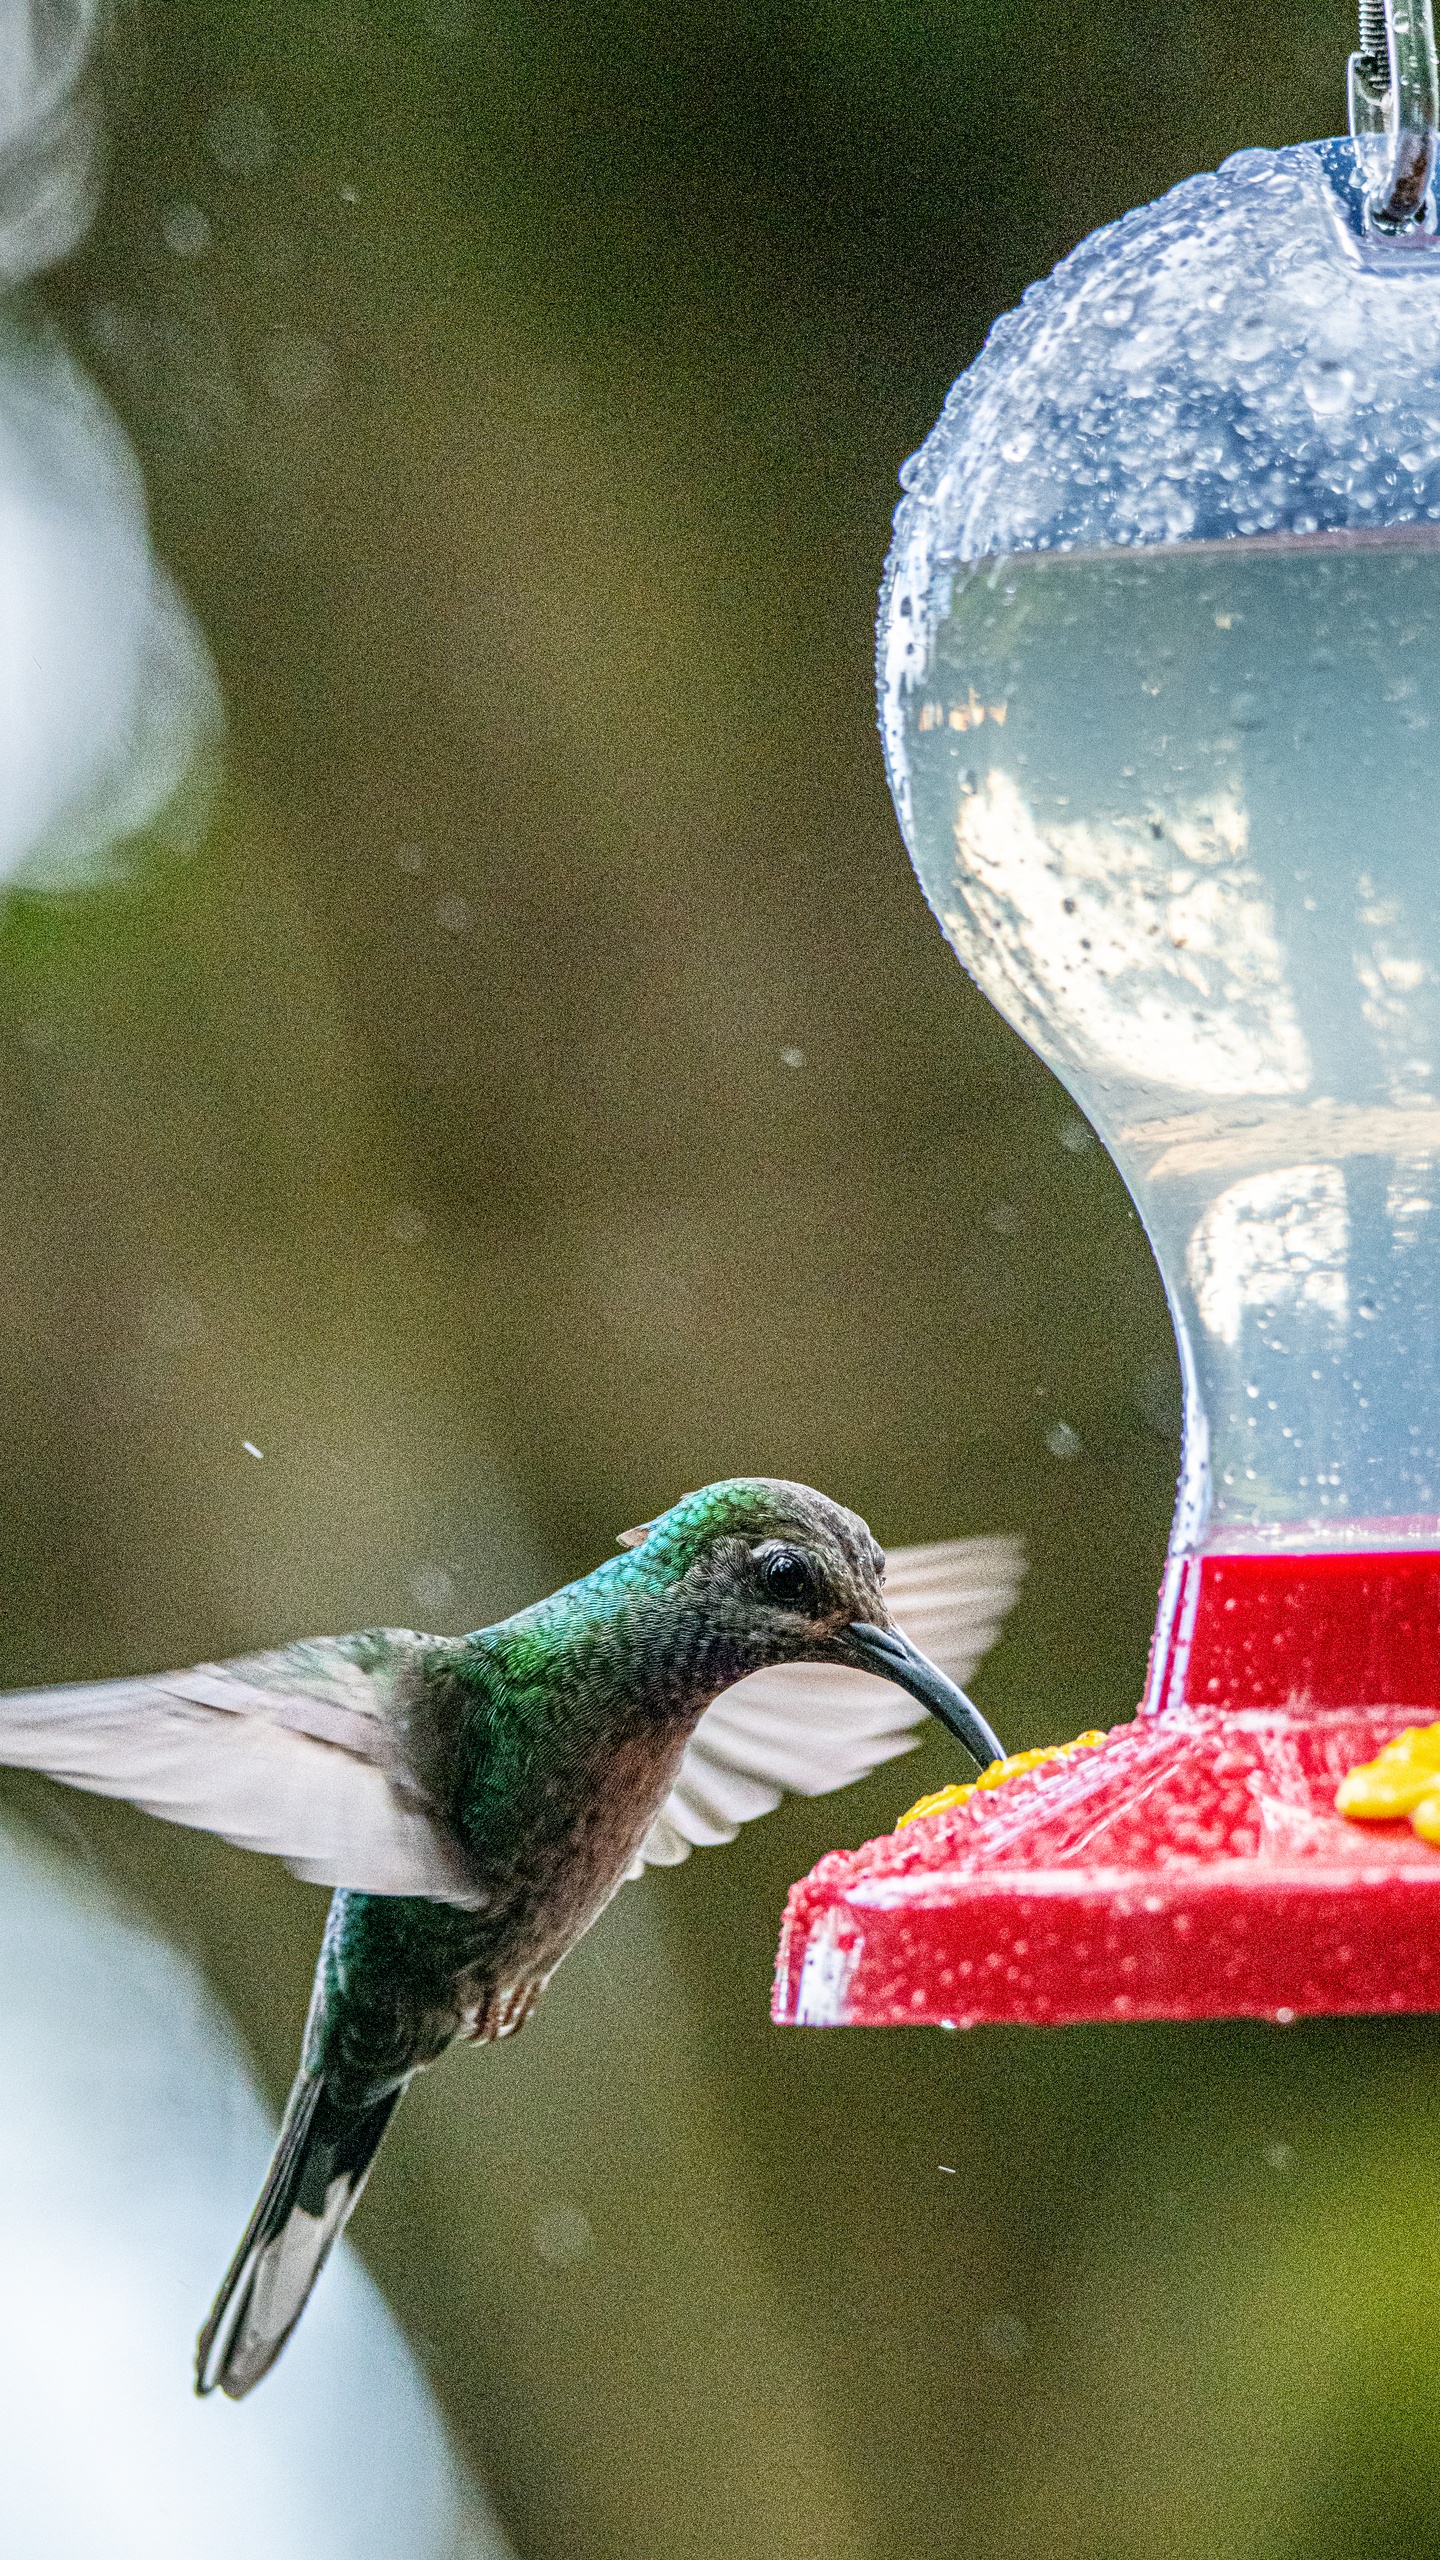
[[1301, 358, 1358, 416]]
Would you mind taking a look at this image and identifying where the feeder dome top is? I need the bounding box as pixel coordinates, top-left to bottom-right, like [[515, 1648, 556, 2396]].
[[895, 139, 1440, 572]]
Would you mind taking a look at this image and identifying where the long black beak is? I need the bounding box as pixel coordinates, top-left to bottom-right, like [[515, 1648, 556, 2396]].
[[840, 1621, 1006, 1772]]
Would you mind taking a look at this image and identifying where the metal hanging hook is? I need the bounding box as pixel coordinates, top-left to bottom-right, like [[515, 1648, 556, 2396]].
[[1349, 0, 1439, 232]]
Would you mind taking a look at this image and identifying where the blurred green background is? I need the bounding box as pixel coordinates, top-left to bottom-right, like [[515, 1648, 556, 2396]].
[[7, 0, 1440, 2553]]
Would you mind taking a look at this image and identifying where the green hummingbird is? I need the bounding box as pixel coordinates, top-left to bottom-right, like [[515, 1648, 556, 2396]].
[[0, 1477, 1019, 2398]]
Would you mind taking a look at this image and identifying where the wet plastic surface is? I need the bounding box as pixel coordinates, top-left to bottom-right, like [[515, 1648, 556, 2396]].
[[774, 1552, 1440, 2027]]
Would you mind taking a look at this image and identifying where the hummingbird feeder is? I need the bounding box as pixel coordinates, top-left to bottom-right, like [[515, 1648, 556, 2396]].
[[774, 1, 1440, 2029]]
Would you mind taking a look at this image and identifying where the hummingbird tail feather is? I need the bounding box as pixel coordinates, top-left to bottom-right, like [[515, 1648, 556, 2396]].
[[196, 2069, 405, 2400]]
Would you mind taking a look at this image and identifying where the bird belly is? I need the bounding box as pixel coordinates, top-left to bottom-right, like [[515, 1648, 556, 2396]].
[[455, 1722, 687, 1987]]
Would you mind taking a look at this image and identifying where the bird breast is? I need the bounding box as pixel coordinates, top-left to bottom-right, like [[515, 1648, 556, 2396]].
[[452, 1718, 691, 1979]]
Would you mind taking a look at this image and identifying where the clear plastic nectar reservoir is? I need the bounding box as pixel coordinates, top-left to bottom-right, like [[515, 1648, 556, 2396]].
[[902, 531, 1440, 1546]]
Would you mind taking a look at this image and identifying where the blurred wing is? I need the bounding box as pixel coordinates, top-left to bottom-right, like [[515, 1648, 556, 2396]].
[[628, 1533, 1023, 1875], [0, 1633, 474, 1900]]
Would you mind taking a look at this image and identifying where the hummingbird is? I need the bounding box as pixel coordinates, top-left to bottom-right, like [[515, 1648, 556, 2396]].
[[0, 1477, 1019, 2398]]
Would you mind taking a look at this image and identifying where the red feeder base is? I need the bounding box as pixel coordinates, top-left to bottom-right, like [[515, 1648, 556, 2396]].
[[773, 1549, 1440, 2028]]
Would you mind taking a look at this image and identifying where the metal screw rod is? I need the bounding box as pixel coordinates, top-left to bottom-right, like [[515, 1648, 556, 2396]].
[[1348, 0, 1439, 232]]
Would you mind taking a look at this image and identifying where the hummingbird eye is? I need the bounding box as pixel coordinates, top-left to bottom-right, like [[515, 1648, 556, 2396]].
[[756, 1543, 818, 1610]]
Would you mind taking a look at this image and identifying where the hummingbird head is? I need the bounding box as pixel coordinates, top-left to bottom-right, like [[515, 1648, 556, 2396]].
[[617, 1478, 1003, 1770]]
